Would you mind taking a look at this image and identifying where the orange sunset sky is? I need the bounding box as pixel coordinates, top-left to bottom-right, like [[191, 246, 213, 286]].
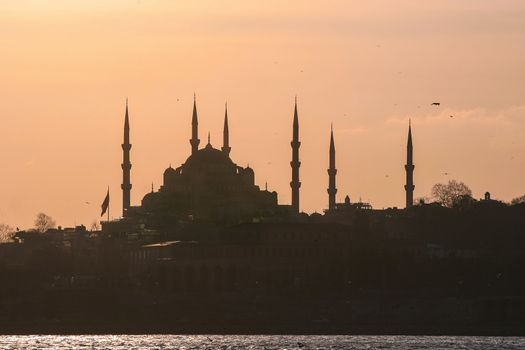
[[1, 1, 525, 229]]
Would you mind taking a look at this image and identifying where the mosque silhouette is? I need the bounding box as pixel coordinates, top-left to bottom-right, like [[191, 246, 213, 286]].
[[108, 95, 414, 231]]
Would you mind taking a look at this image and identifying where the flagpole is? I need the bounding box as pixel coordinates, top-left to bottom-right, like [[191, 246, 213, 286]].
[[107, 186, 110, 222]]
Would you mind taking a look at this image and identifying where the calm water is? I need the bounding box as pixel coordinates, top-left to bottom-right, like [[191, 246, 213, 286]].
[[0, 335, 524, 350]]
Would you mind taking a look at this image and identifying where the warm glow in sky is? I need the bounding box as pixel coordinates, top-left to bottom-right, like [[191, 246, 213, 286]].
[[1, 0, 525, 228]]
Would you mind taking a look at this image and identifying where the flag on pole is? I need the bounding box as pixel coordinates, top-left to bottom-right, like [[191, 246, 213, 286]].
[[101, 188, 110, 217]]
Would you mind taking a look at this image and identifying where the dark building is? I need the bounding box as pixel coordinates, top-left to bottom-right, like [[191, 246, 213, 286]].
[[115, 96, 286, 229]]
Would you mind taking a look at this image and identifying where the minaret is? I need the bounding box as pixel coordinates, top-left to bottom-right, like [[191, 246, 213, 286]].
[[405, 120, 415, 208], [327, 124, 337, 211], [190, 94, 200, 155], [121, 99, 132, 216], [290, 96, 301, 213], [222, 102, 231, 156]]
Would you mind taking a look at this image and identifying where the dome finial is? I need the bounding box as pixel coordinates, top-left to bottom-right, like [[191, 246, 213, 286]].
[[208, 131, 211, 145]]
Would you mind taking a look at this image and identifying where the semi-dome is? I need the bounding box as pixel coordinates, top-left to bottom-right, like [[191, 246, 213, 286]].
[[163, 165, 177, 176]]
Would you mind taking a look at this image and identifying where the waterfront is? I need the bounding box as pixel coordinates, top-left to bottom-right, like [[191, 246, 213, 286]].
[[0, 335, 524, 350]]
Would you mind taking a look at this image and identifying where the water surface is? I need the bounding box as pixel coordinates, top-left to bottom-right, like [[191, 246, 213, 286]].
[[1, 335, 524, 350]]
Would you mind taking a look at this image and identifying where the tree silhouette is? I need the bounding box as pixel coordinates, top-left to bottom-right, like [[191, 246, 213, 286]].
[[431, 180, 473, 208], [511, 195, 525, 205], [0, 224, 15, 242], [90, 220, 100, 231], [34, 213, 56, 233], [414, 196, 431, 205]]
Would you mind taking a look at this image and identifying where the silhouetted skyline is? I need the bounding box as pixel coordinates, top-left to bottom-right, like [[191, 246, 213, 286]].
[[1, 1, 524, 228], [113, 96, 420, 225]]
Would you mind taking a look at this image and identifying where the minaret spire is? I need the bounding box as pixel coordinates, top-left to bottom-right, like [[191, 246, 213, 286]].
[[222, 102, 231, 155], [290, 96, 301, 213], [327, 124, 337, 211], [121, 99, 132, 216], [190, 93, 200, 154], [405, 119, 415, 208]]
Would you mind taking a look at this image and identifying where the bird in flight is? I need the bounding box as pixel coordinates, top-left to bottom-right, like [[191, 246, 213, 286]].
[[431, 102, 441, 106]]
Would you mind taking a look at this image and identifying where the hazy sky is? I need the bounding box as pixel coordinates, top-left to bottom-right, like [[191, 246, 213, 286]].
[[1, 0, 525, 229]]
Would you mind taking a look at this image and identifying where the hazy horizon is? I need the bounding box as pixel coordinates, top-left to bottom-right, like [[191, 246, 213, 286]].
[[1, 0, 525, 229]]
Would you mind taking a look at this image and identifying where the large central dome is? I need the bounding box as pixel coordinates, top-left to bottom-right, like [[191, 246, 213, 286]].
[[185, 143, 234, 167], [161, 140, 250, 191]]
